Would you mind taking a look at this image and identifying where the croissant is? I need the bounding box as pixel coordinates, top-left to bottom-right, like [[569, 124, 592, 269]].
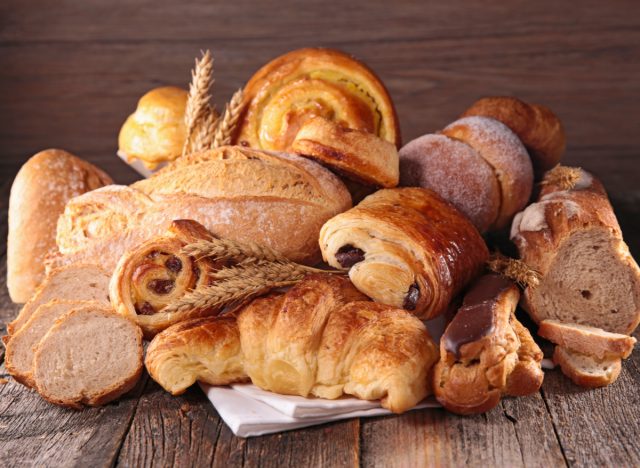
[[50, 146, 351, 273], [433, 274, 544, 415], [319, 188, 488, 319], [145, 274, 439, 413], [110, 220, 224, 337]]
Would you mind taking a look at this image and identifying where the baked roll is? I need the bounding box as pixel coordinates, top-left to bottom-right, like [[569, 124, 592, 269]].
[[319, 188, 488, 319], [234, 48, 400, 151], [8, 149, 112, 303], [50, 146, 351, 273], [510, 167, 640, 334], [433, 274, 544, 415], [291, 116, 399, 188], [461, 96, 565, 175], [110, 220, 220, 337], [118, 86, 189, 171], [145, 274, 439, 413]]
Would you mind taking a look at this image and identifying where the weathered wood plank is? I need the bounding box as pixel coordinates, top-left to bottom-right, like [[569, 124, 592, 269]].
[[360, 394, 565, 468], [0, 364, 147, 467]]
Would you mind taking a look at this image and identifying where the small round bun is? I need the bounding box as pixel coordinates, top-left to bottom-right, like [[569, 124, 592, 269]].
[[461, 96, 565, 174], [118, 86, 188, 169], [442, 116, 533, 229], [399, 134, 499, 232]]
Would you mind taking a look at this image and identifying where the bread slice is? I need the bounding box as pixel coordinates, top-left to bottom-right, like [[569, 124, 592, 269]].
[[5, 300, 103, 387], [553, 346, 621, 388], [539, 320, 636, 360], [33, 306, 143, 409], [6, 263, 110, 335]]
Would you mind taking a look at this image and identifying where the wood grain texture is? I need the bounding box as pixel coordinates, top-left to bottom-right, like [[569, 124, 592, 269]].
[[0, 0, 639, 466]]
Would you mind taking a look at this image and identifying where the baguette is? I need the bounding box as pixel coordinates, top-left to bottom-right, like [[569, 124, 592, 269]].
[[7, 149, 112, 303]]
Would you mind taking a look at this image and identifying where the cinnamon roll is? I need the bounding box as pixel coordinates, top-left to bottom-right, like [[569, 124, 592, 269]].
[[110, 219, 220, 337], [319, 188, 488, 319]]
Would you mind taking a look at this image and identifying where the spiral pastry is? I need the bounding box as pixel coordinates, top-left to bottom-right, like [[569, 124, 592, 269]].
[[110, 219, 219, 337], [319, 188, 488, 319], [234, 48, 400, 152]]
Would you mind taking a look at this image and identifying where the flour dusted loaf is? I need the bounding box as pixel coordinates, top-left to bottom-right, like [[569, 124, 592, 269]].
[[399, 116, 533, 232], [6, 263, 111, 335], [7, 149, 112, 303], [146, 274, 439, 413], [319, 187, 488, 319], [433, 274, 544, 415], [5, 300, 104, 387], [511, 167, 640, 334], [33, 305, 143, 409], [50, 146, 351, 273]]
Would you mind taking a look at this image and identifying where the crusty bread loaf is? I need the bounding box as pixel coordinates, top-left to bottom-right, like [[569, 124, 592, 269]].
[[461, 96, 566, 174], [33, 306, 143, 409], [553, 346, 622, 388], [7, 149, 112, 303], [5, 300, 103, 387], [50, 146, 351, 273], [538, 320, 636, 360], [6, 263, 110, 335], [511, 167, 640, 334]]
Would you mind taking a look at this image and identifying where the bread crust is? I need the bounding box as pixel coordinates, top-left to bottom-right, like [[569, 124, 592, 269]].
[[461, 96, 565, 174], [235, 47, 401, 150], [511, 169, 640, 334], [291, 116, 400, 188], [553, 346, 621, 388], [442, 116, 533, 229], [319, 187, 488, 319], [7, 149, 112, 303]]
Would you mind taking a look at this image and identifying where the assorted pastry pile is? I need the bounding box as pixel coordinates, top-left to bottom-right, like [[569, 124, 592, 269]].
[[4, 47, 639, 416]]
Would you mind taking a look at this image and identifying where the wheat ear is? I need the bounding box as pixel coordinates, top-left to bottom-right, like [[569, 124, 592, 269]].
[[487, 252, 541, 288], [183, 50, 214, 156], [212, 89, 244, 148]]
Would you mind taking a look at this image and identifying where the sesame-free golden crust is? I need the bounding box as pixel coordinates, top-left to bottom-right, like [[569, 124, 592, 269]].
[[235, 48, 401, 151]]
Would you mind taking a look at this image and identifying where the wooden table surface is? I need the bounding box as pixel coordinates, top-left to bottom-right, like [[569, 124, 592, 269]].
[[1, 0, 639, 466]]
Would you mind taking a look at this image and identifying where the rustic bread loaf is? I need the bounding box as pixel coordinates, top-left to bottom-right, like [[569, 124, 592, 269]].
[[6, 263, 111, 335], [7, 149, 112, 303], [50, 146, 351, 272], [538, 320, 636, 360], [5, 300, 103, 387], [33, 306, 143, 409], [511, 167, 640, 334], [553, 347, 622, 388]]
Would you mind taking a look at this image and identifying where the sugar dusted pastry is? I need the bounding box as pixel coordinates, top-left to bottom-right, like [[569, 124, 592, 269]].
[[145, 274, 439, 413], [433, 274, 544, 415], [118, 86, 189, 170], [319, 187, 488, 319]]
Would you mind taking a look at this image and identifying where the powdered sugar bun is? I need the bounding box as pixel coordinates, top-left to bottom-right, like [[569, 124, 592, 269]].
[[442, 116, 533, 230], [399, 134, 499, 232]]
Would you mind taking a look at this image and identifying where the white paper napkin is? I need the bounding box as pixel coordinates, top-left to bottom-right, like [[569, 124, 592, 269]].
[[201, 383, 440, 438]]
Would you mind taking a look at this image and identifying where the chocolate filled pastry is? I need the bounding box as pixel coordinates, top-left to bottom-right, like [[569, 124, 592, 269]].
[[433, 274, 544, 415], [461, 96, 565, 175], [319, 187, 488, 319], [110, 219, 220, 337], [145, 274, 439, 413]]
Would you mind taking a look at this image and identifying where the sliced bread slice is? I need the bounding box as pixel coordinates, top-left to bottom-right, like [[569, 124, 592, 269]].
[[33, 306, 143, 409], [5, 300, 103, 387], [553, 346, 621, 388], [6, 263, 110, 335], [539, 319, 636, 360]]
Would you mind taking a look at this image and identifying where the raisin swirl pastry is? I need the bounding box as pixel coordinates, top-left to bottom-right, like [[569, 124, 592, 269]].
[[433, 274, 544, 415], [319, 188, 488, 319], [110, 220, 220, 337]]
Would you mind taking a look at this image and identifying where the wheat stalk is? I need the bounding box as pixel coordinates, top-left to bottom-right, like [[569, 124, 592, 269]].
[[183, 50, 214, 156], [183, 237, 287, 263], [487, 252, 541, 288], [541, 164, 582, 191], [190, 107, 219, 153], [212, 88, 244, 148], [162, 261, 309, 314]]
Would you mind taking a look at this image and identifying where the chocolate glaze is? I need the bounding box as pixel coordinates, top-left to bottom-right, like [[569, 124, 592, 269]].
[[403, 282, 420, 311], [443, 274, 513, 358], [335, 244, 365, 268]]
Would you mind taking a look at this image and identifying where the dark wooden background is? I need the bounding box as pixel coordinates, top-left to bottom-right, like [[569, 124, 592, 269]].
[[1, 0, 639, 466]]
